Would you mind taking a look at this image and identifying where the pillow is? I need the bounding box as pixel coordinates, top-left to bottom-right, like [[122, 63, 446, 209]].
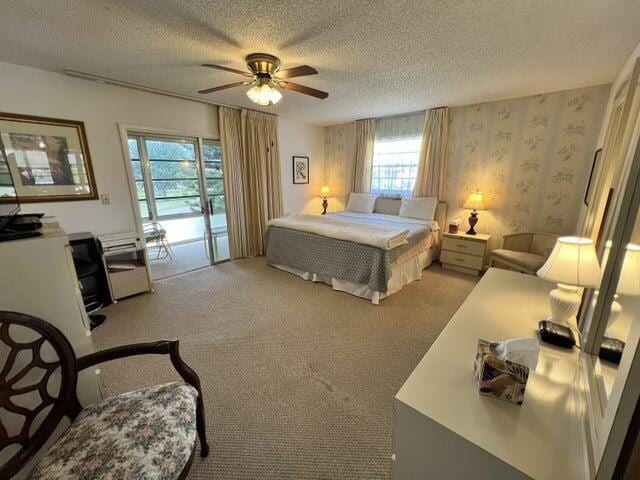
[[346, 193, 377, 213], [399, 197, 438, 221]]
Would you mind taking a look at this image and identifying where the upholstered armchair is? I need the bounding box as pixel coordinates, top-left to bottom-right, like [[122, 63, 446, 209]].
[[490, 232, 559, 275], [0, 311, 208, 480]]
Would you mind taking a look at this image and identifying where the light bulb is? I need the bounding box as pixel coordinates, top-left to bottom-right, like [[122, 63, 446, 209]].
[[246, 82, 282, 106], [246, 85, 261, 103]]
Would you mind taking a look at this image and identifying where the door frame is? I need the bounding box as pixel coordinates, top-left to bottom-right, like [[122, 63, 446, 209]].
[[117, 123, 221, 266]]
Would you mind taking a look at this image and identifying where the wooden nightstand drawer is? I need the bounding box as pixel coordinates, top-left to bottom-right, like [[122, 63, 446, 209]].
[[440, 250, 484, 271], [442, 237, 486, 256]]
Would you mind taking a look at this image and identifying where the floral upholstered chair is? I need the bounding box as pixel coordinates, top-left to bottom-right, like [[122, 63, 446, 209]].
[[0, 311, 209, 480]]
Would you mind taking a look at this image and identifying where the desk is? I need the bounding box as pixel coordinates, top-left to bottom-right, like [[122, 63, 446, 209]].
[[392, 268, 589, 480]]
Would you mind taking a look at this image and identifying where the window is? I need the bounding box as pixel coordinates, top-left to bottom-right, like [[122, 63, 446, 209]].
[[145, 139, 200, 217], [127, 137, 150, 219], [127, 135, 226, 223], [370, 136, 422, 196], [203, 140, 225, 213]]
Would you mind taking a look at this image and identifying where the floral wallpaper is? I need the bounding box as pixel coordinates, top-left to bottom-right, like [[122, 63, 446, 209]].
[[324, 113, 425, 208], [447, 84, 609, 249], [324, 121, 356, 210], [323, 84, 610, 248]]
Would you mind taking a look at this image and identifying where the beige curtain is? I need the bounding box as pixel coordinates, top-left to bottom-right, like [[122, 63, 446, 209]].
[[352, 118, 376, 193], [413, 107, 448, 200], [241, 109, 283, 256], [218, 107, 283, 258], [218, 106, 248, 259]]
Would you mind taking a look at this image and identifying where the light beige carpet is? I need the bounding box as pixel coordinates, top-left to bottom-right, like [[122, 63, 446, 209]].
[[93, 257, 478, 479], [149, 240, 211, 280]]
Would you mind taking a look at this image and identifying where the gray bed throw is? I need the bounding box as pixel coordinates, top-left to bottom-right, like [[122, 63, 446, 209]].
[[265, 226, 424, 293]]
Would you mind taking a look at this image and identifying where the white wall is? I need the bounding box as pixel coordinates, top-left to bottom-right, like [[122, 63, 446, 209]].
[[0, 61, 324, 234], [0, 61, 219, 235], [278, 117, 325, 214]]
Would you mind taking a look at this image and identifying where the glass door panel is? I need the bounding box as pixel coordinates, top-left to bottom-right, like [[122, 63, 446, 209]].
[[127, 134, 214, 279], [202, 139, 229, 261]]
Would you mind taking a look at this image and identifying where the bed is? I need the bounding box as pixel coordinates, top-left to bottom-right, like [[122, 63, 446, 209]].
[[265, 196, 446, 304]]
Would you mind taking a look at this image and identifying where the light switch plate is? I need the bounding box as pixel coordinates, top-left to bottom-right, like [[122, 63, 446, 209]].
[[100, 193, 110, 205]]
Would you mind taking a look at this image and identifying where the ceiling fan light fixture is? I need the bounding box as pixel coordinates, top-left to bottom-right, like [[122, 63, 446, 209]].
[[200, 54, 328, 102], [246, 82, 282, 106]]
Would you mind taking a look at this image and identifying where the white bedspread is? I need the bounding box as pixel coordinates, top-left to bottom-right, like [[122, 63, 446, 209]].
[[267, 213, 411, 250]]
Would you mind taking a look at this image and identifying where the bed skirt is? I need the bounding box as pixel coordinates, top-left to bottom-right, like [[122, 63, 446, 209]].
[[270, 248, 438, 305]]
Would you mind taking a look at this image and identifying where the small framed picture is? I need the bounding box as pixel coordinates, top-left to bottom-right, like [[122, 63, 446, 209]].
[[0, 112, 98, 203], [292, 156, 309, 184]]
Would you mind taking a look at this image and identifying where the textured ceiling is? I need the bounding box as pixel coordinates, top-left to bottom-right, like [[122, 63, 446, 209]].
[[1, 0, 639, 126]]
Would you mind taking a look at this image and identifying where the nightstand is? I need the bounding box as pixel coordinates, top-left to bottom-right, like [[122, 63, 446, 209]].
[[440, 232, 491, 275]]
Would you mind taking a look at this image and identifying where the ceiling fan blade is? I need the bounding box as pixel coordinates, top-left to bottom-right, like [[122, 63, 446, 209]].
[[276, 81, 329, 99], [275, 65, 318, 79], [202, 63, 254, 78], [198, 81, 250, 94]]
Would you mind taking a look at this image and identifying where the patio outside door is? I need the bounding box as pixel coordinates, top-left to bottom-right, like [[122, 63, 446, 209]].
[[127, 134, 229, 280]]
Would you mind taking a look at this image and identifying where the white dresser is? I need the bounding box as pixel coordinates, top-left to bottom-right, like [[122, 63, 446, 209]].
[[0, 230, 102, 477], [392, 268, 589, 480]]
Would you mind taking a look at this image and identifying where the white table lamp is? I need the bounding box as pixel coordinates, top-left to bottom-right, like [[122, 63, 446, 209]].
[[536, 237, 601, 327]]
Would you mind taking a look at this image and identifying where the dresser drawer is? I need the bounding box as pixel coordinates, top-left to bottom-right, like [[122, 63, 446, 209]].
[[440, 250, 484, 270], [442, 237, 486, 256], [110, 267, 150, 300]]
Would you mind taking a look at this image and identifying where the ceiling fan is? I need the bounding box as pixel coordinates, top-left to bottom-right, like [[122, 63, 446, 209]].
[[198, 53, 329, 106]]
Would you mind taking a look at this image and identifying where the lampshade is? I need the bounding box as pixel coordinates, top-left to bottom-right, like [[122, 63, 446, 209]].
[[320, 185, 331, 197], [246, 82, 282, 106], [463, 190, 486, 211], [617, 243, 640, 296], [537, 237, 601, 288]]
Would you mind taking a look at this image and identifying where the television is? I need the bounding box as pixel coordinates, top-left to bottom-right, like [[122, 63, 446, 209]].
[[0, 140, 19, 228]]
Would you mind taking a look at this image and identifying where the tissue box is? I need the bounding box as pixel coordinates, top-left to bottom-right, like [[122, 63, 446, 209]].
[[474, 339, 530, 405]]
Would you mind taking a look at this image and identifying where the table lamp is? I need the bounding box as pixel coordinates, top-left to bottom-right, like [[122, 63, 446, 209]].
[[536, 237, 601, 328], [462, 190, 486, 235], [320, 185, 331, 215], [607, 243, 640, 337]]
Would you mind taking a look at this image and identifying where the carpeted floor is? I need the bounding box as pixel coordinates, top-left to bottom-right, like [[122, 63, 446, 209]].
[[93, 257, 478, 479], [149, 239, 231, 280]]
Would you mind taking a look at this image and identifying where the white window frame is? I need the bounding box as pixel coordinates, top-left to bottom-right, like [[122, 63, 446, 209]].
[[370, 135, 422, 196]]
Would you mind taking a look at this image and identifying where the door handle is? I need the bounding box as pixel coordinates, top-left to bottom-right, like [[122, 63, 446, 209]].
[[208, 197, 214, 214]]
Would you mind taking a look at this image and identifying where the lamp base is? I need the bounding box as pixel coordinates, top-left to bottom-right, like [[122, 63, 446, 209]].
[[604, 297, 622, 338], [547, 284, 580, 327], [322, 198, 328, 215], [466, 211, 478, 235]]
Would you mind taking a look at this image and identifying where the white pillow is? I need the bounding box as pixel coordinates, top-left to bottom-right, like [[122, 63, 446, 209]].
[[346, 193, 377, 213], [399, 197, 438, 221]]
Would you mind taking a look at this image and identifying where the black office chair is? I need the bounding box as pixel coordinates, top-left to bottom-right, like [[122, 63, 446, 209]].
[[68, 233, 111, 329]]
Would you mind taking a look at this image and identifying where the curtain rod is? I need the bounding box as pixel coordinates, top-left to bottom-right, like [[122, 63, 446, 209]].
[[64, 70, 276, 117], [355, 105, 447, 123]]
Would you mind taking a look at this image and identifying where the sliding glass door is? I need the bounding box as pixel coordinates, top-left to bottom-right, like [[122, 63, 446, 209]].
[[127, 133, 229, 279], [202, 139, 230, 261]]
